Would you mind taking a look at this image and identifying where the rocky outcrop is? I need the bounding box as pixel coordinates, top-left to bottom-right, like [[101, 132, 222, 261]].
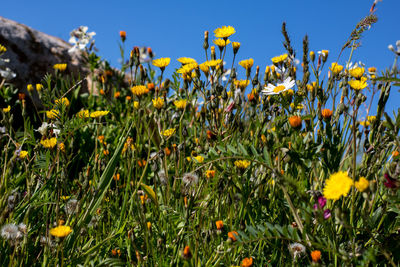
[[0, 16, 88, 92]]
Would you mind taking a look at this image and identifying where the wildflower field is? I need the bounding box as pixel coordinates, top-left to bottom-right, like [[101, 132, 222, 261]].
[[1, 12, 400, 267]]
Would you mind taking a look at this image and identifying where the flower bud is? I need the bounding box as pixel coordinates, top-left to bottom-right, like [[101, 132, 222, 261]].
[[309, 51, 315, 62], [203, 31, 209, 50]]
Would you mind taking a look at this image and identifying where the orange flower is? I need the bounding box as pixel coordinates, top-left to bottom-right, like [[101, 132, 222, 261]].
[[206, 130, 217, 140], [114, 91, 120, 98], [164, 147, 171, 156], [119, 31, 126, 41], [392, 150, 399, 157], [311, 250, 321, 262], [147, 83, 155, 91], [289, 116, 302, 128], [215, 220, 224, 230], [138, 159, 146, 167], [206, 170, 216, 179], [241, 257, 253, 267], [182, 246, 192, 259], [321, 109, 333, 120], [228, 231, 238, 242]]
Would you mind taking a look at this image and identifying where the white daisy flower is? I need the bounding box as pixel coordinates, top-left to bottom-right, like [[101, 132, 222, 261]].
[[262, 77, 295, 95]]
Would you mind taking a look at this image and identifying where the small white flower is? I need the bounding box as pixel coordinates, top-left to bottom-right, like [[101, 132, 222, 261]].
[[317, 50, 329, 57], [35, 122, 60, 137], [0, 67, 16, 80], [262, 77, 295, 95], [68, 26, 96, 53], [388, 41, 400, 55]]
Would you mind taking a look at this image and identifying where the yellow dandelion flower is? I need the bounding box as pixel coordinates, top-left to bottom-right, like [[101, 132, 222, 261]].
[[46, 109, 59, 119], [367, 116, 376, 123], [204, 59, 222, 68], [330, 62, 343, 75], [234, 160, 251, 169], [194, 155, 204, 163], [19, 150, 28, 159], [355, 177, 369, 192], [90, 111, 110, 118], [0, 44, 7, 53], [231, 41, 241, 54], [53, 63, 67, 72], [131, 85, 149, 96], [349, 67, 365, 79], [40, 137, 57, 149], [212, 38, 231, 48], [152, 57, 171, 70], [214, 26, 236, 39], [58, 142, 65, 152], [177, 63, 198, 74], [77, 109, 89, 118], [360, 120, 370, 127], [3, 105, 11, 113], [174, 99, 187, 109], [199, 63, 209, 74], [177, 57, 197, 65], [162, 128, 176, 137], [134, 101, 139, 109], [348, 79, 368, 91], [27, 84, 34, 92], [152, 97, 164, 109], [50, 225, 72, 238], [368, 67, 377, 73], [36, 84, 43, 91], [234, 79, 250, 90], [271, 54, 288, 64], [323, 171, 353, 200], [239, 58, 254, 70], [55, 97, 70, 107]]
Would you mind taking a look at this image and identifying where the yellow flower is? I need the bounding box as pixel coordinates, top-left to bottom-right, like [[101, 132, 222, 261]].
[[367, 116, 376, 123], [27, 84, 34, 92], [131, 85, 149, 96], [235, 79, 250, 90], [55, 97, 70, 107], [40, 137, 57, 149], [2, 105, 11, 113], [348, 79, 368, 91], [58, 142, 65, 152], [234, 160, 251, 169], [36, 84, 43, 91], [53, 63, 67, 72], [349, 67, 365, 79], [0, 44, 7, 53], [323, 171, 353, 200], [199, 63, 209, 74], [162, 128, 176, 137], [360, 120, 370, 127], [231, 42, 241, 53], [46, 109, 59, 119], [355, 177, 369, 192], [194, 155, 204, 163], [174, 99, 187, 109], [50, 225, 72, 238], [77, 110, 89, 118], [90, 111, 110, 118], [330, 63, 343, 75], [177, 63, 198, 74], [19, 150, 28, 159], [368, 67, 377, 73], [239, 58, 254, 70], [152, 57, 171, 70], [177, 57, 197, 65], [214, 26, 236, 39], [204, 59, 222, 68], [213, 38, 231, 48], [134, 101, 139, 109], [271, 54, 288, 64], [152, 97, 164, 109]]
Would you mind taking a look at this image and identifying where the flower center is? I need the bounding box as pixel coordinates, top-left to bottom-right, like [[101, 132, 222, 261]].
[[273, 85, 286, 93]]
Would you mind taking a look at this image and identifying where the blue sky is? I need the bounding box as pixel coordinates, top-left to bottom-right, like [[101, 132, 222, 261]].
[[2, 0, 400, 114]]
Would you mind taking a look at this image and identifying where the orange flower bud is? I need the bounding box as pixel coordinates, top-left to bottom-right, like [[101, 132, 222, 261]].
[[119, 31, 126, 41], [321, 109, 333, 120], [228, 231, 238, 242], [311, 250, 321, 262], [215, 220, 224, 230]]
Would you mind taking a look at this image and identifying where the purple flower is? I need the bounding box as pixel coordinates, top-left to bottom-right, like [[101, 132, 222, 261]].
[[313, 204, 318, 210], [323, 209, 331, 220], [317, 196, 326, 209]]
